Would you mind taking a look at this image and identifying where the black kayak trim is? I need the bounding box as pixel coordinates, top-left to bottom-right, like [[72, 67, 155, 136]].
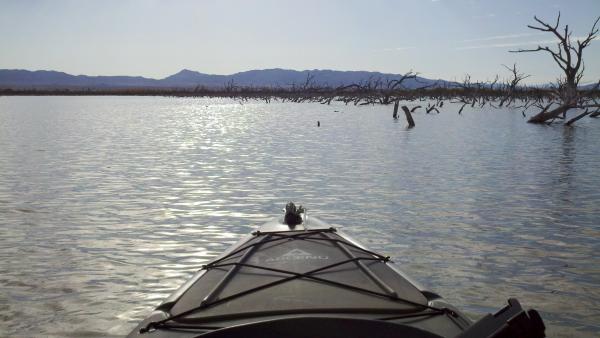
[[197, 317, 446, 338], [163, 302, 545, 338], [140, 227, 456, 334]]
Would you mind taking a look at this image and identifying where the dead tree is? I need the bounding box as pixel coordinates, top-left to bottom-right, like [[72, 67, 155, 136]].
[[511, 12, 600, 124], [499, 64, 532, 112], [401, 105, 416, 127]]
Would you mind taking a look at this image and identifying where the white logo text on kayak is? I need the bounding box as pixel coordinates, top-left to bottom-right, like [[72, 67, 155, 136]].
[[266, 249, 329, 262]]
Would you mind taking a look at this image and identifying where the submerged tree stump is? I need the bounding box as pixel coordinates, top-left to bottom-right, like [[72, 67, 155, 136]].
[[527, 104, 571, 123], [401, 105, 416, 127]]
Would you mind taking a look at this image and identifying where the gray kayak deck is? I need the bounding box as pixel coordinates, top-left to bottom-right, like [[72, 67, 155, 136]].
[[128, 216, 545, 338], [168, 220, 428, 322]]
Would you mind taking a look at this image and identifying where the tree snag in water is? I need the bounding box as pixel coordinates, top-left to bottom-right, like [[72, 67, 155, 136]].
[[511, 12, 600, 124], [401, 105, 416, 127]]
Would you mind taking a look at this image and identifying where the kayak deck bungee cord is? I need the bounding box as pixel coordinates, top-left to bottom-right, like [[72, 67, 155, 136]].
[[128, 203, 545, 338]]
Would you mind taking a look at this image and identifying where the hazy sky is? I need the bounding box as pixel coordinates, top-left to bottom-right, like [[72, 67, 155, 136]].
[[1, 0, 599, 83]]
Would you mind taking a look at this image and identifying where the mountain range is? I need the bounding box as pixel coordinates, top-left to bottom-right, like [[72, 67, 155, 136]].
[[0, 68, 447, 89]]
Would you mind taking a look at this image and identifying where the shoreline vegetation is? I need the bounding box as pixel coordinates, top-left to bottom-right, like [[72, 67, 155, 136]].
[[2, 79, 599, 125], [2, 13, 599, 126]]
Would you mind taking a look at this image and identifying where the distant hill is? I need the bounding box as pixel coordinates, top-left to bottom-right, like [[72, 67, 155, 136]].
[[579, 82, 599, 90], [0, 69, 160, 88], [0, 68, 449, 89]]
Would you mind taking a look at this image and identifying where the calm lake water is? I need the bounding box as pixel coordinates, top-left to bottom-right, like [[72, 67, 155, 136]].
[[0, 96, 599, 337]]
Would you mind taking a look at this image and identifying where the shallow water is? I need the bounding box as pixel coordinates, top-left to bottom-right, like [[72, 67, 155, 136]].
[[0, 96, 599, 337]]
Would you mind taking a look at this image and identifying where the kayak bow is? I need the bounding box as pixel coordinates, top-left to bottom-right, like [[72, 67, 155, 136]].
[[128, 207, 545, 338]]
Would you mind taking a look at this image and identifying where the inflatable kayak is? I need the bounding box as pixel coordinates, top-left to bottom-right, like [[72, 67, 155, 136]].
[[128, 204, 545, 337]]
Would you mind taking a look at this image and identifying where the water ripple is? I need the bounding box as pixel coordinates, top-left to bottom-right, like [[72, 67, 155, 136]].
[[0, 97, 599, 337]]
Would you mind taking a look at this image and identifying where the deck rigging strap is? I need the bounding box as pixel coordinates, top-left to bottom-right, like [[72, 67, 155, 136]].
[[140, 228, 451, 334]]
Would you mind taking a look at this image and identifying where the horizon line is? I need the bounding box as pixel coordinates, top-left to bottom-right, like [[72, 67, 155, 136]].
[[0, 67, 429, 80]]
